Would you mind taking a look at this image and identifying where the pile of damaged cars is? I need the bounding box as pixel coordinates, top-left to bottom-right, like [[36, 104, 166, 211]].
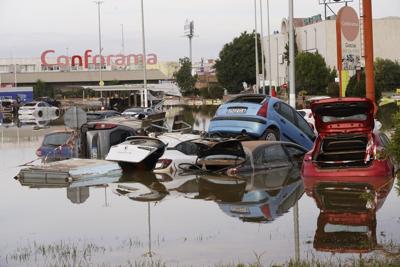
[[15, 95, 394, 226]]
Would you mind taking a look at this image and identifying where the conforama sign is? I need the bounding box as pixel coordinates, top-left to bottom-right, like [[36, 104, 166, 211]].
[[41, 49, 158, 68]]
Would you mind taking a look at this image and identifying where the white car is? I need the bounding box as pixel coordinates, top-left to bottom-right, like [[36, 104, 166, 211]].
[[18, 101, 60, 118], [297, 109, 317, 134], [154, 132, 201, 175]]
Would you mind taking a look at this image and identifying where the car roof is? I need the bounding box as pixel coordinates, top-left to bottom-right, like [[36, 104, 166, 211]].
[[158, 133, 200, 147], [241, 141, 306, 152]]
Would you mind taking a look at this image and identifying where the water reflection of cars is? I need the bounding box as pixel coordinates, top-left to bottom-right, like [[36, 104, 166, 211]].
[[18, 101, 60, 118], [208, 94, 315, 150], [36, 130, 78, 162], [309, 182, 393, 254], [219, 178, 304, 223], [302, 97, 395, 194]]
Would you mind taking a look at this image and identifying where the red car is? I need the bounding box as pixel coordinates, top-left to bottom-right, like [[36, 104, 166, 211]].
[[301, 97, 395, 195]]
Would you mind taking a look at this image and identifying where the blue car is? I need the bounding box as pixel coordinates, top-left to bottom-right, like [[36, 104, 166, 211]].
[[36, 131, 78, 162], [208, 94, 315, 150]]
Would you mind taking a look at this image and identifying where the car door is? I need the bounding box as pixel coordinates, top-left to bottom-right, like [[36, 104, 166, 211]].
[[272, 102, 303, 145]]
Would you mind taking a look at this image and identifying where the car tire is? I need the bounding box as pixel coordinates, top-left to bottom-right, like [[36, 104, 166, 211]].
[[263, 128, 279, 141], [38, 110, 43, 117]]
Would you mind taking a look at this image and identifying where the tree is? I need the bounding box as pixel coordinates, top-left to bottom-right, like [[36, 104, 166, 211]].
[[283, 32, 298, 65], [215, 31, 262, 94], [374, 58, 400, 93], [295, 52, 332, 95], [175, 57, 197, 96], [346, 70, 382, 101], [33, 79, 54, 98]]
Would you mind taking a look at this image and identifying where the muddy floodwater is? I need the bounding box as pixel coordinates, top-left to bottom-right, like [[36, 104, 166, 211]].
[[0, 106, 400, 267]]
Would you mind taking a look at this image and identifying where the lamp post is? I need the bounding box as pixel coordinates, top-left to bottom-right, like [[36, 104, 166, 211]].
[[254, 0, 260, 92], [94, 1, 104, 99], [288, 0, 295, 108], [266, 0, 272, 96], [276, 36, 279, 89], [259, 0, 266, 95], [140, 0, 148, 108]]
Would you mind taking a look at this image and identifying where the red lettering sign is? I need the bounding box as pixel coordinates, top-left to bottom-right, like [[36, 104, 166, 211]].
[[40, 49, 158, 68]]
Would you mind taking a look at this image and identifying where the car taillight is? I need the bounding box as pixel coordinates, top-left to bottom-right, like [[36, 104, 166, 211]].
[[94, 123, 117, 130], [257, 101, 269, 117], [155, 159, 172, 169], [226, 167, 239, 176], [260, 204, 273, 220], [36, 148, 42, 157]]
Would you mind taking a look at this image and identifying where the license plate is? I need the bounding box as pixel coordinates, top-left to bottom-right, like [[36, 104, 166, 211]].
[[230, 206, 250, 214], [228, 107, 247, 114]]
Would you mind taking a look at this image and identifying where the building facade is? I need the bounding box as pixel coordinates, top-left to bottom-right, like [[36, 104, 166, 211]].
[[263, 16, 400, 88]]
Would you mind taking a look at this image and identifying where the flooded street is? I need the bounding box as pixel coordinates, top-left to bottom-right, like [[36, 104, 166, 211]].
[[0, 107, 400, 267]]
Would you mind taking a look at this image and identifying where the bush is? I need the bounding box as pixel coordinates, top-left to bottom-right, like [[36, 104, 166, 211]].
[[388, 112, 400, 164]]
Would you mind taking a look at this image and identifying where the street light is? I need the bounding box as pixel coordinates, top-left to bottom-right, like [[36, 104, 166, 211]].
[[288, 0, 296, 108], [254, 0, 260, 92], [94, 1, 104, 99], [140, 0, 148, 108], [266, 0, 272, 96], [259, 0, 266, 95]]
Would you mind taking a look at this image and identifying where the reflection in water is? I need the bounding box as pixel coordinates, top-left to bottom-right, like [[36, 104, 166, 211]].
[[308, 179, 394, 254]]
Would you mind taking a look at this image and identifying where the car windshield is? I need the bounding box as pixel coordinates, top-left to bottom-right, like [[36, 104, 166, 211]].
[[43, 133, 72, 146], [87, 113, 103, 120], [229, 95, 268, 104]]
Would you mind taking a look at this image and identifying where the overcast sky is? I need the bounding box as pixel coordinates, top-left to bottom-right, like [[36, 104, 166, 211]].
[[0, 0, 398, 62]]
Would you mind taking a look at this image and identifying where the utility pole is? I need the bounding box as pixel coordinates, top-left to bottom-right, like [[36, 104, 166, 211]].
[[288, 0, 296, 108], [254, 0, 260, 93], [94, 1, 104, 99], [121, 24, 125, 55], [259, 0, 266, 95], [363, 0, 375, 104], [266, 0, 272, 95], [140, 0, 148, 108], [184, 20, 195, 63]]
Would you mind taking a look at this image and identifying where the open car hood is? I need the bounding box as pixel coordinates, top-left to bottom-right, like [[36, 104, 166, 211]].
[[311, 97, 374, 134]]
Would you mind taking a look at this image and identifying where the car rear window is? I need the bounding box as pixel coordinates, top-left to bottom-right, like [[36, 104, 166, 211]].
[[87, 113, 102, 120], [228, 95, 267, 104], [322, 114, 367, 123], [43, 133, 72, 146]]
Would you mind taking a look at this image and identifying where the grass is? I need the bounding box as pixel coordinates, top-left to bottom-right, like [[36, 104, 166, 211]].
[[3, 238, 400, 267]]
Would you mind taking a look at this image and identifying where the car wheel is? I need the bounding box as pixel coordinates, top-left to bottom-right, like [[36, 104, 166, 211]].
[[264, 129, 279, 141]]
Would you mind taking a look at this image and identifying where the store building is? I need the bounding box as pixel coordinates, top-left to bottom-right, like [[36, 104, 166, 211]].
[[0, 49, 180, 89], [264, 16, 400, 88]]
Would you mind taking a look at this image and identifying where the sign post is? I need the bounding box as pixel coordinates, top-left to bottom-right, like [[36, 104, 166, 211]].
[[336, 6, 360, 97]]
